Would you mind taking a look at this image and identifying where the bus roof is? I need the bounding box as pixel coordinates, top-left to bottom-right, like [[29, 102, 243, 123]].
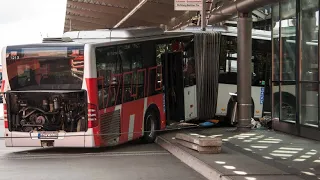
[[5, 26, 271, 49], [63, 26, 165, 39], [60, 26, 193, 45], [4, 27, 193, 48], [171, 26, 271, 41]]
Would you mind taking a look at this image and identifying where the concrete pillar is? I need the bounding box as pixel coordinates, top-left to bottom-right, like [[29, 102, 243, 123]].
[[237, 12, 252, 131]]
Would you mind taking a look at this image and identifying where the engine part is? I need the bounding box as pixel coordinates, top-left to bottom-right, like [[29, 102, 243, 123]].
[[53, 98, 59, 110], [23, 126, 33, 132], [36, 115, 46, 125], [42, 99, 49, 111], [49, 103, 54, 112], [20, 119, 26, 126], [7, 91, 87, 132]]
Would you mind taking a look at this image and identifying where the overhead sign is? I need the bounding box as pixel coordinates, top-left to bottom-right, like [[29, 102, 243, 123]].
[[174, 0, 203, 11]]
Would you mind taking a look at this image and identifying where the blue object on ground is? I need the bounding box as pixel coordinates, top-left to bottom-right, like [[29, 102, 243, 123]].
[[199, 121, 215, 127]]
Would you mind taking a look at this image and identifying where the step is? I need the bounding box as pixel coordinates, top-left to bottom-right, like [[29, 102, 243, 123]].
[[175, 138, 222, 154], [175, 133, 222, 147]]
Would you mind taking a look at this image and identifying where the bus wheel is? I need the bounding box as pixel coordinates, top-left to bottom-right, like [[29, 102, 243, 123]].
[[142, 110, 158, 143]]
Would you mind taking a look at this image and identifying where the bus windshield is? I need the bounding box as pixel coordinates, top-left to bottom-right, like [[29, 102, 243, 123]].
[[5, 46, 84, 90]]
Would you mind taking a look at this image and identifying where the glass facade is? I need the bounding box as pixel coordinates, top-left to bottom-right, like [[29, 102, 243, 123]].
[[272, 0, 320, 132], [300, 0, 319, 127]]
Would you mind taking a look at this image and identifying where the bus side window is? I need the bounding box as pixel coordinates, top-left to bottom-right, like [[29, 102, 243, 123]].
[[143, 41, 159, 96], [119, 43, 144, 103], [96, 46, 122, 109], [183, 39, 196, 87]]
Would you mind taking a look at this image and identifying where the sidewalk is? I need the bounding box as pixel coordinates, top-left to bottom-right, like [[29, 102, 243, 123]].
[[156, 127, 320, 180]]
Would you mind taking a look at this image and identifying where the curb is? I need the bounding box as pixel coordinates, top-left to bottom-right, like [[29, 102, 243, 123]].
[[155, 136, 231, 180]]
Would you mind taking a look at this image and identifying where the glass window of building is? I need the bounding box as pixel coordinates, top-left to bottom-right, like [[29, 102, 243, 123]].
[[280, 0, 297, 81], [300, 0, 319, 127], [272, 2, 280, 119], [279, 0, 297, 123]]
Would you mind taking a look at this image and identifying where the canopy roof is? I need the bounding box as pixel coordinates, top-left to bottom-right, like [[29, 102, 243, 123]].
[[63, 0, 272, 32]]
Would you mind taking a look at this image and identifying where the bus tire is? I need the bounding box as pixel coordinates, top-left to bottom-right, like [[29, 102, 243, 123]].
[[142, 110, 158, 143]]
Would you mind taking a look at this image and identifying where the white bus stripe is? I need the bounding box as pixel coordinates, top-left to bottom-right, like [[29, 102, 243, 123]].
[[128, 114, 135, 140], [115, 105, 122, 111], [142, 98, 148, 134]]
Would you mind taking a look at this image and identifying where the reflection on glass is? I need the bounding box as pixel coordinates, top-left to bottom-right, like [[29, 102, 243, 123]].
[[300, 83, 318, 127], [280, 82, 296, 123], [301, 1, 319, 81], [300, 0, 319, 127], [272, 3, 280, 81], [281, 0, 296, 81], [272, 82, 280, 119]]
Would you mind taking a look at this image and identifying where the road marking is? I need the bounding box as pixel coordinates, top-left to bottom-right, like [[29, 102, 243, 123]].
[[0, 151, 170, 160]]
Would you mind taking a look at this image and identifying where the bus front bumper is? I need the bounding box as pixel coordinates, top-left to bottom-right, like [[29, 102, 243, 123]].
[[5, 129, 95, 148]]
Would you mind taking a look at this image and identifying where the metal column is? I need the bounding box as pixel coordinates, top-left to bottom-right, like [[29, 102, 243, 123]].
[[237, 12, 252, 131], [201, 0, 206, 31]]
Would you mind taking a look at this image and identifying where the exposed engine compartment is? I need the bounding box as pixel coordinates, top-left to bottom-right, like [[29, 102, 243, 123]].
[[6, 91, 87, 132]]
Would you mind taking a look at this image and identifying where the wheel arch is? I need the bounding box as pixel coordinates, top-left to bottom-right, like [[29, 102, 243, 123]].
[[273, 91, 297, 118], [273, 91, 296, 102], [226, 94, 255, 118], [144, 103, 161, 130], [273, 91, 297, 110]]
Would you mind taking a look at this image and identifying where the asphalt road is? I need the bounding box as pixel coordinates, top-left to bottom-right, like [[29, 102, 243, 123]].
[[0, 121, 205, 180]]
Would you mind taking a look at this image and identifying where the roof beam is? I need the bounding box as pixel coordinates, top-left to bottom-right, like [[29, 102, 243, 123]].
[[167, 11, 197, 29], [92, 0, 139, 8], [208, 0, 281, 24], [67, 6, 122, 20], [66, 6, 166, 27], [65, 14, 114, 27], [114, 0, 148, 28], [66, 19, 106, 28], [67, 1, 129, 16], [66, 8, 120, 25], [253, 10, 267, 19]]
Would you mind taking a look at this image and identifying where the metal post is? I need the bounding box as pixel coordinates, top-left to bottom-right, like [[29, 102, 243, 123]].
[[201, 0, 206, 31], [237, 12, 252, 131], [69, 19, 72, 31]]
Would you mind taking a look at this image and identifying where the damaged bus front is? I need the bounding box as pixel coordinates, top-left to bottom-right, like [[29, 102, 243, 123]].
[[2, 45, 90, 147]]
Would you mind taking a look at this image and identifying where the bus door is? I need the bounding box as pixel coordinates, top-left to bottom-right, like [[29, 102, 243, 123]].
[[162, 52, 185, 122]]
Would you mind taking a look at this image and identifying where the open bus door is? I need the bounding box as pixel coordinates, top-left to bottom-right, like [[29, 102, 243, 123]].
[[161, 52, 198, 129], [162, 52, 185, 122]]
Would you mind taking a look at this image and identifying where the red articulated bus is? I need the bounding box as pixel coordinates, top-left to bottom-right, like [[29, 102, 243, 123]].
[[1, 27, 198, 147]]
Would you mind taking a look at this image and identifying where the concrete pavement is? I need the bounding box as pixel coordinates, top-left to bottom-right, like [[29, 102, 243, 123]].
[[156, 127, 320, 180], [0, 122, 206, 180]]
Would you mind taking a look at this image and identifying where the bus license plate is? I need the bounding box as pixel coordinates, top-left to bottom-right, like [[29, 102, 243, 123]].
[[38, 131, 58, 139]]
